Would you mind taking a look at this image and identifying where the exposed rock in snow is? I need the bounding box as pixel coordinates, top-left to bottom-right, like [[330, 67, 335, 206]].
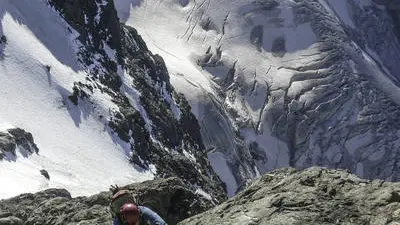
[[0, 133, 16, 155], [40, 169, 50, 180], [0, 128, 38, 161]]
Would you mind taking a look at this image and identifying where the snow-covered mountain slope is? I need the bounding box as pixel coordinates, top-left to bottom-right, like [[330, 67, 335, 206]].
[[0, 0, 153, 198], [0, 0, 225, 200], [117, 0, 400, 195]]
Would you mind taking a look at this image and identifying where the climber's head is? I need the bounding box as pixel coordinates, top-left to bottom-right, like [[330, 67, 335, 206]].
[[120, 203, 140, 225]]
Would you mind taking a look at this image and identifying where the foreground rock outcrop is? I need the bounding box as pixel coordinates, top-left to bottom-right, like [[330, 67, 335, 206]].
[[180, 167, 400, 225], [1, 167, 400, 225], [0, 177, 213, 225]]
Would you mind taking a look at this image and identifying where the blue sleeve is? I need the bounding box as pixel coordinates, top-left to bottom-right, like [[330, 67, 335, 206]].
[[139, 206, 167, 225], [112, 218, 120, 225]]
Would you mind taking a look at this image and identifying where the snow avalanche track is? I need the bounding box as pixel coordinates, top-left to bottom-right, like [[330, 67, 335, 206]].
[[0, 0, 153, 199]]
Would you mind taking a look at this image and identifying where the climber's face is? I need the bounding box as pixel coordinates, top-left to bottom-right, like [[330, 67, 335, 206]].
[[124, 213, 139, 225]]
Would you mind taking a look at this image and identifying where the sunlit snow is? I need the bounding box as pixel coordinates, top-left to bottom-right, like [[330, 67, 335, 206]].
[[0, 0, 153, 199], [115, 0, 319, 196]]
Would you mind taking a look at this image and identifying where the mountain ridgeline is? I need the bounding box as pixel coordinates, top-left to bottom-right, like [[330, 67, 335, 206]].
[[46, 0, 225, 201]]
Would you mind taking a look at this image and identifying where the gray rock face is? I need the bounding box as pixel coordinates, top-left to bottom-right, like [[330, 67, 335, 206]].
[[0, 133, 16, 154], [180, 167, 400, 225], [0, 216, 23, 225], [0, 128, 38, 160], [0, 177, 213, 225], [49, 0, 121, 50], [49, 0, 122, 91], [7, 128, 39, 154]]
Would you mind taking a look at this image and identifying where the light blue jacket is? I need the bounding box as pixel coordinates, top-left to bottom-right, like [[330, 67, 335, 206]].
[[113, 206, 167, 225]]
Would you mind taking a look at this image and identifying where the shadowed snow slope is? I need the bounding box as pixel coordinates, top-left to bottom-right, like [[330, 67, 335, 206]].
[[117, 0, 400, 195], [0, 0, 153, 199]]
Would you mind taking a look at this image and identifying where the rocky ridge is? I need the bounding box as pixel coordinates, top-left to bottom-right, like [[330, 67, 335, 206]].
[[1, 167, 399, 225], [180, 167, 400, 225]]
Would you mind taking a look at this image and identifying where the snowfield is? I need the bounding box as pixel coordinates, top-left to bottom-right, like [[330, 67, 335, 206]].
[[0, 0, 153, 199]]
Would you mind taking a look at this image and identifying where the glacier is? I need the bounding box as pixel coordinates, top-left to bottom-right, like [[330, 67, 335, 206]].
[[116, 0, 400, 195]]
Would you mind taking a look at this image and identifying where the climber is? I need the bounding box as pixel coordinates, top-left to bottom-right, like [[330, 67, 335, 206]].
[[110, 189, 167, 225], [45, 64, 51, 72]]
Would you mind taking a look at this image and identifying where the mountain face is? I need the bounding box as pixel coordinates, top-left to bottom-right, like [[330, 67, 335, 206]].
[[2, 0, 400, 204], [116, 0, 400, 195], [0, 0, 224, 201], [47, 0, 225, 200], [180, 167, 400, 225]]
